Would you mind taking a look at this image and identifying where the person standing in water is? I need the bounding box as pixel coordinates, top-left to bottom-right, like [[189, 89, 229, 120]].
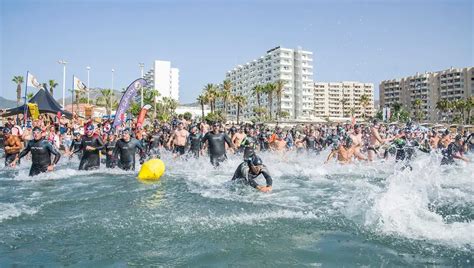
[[167, 121, 189, 157], [3, 128, 23, 167], [104, 131, 118, 168], [201, 122, 234, 166], [231, 154, 273, 192], [441, 134, 469, 165], [11, 127, 61, 176], [187, 125, 203, 158], [70, 124, 104, 170], [113, 128, 146, 170]]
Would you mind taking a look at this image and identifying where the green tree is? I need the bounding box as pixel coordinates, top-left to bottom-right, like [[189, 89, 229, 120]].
[[264, 83, 276, 120], [465, 96, 474, 124], [96, 89, 117, 116], [252, 85, 264, 109], [340, 98, 349, 117], [203, 83, 218, 113], [233, 95, 247, 124], [436, 99, 450, 123], [48, 80, 58, 95], [412, 98, 423, 122], [12, 76, 24, 107], [453, 99, 466, 124], [197, 94, 208, 119], [221, 79, 233, 114], [26, 92, 34, 100], [359, 94, 370, 119], [274, 80, 286, 121]]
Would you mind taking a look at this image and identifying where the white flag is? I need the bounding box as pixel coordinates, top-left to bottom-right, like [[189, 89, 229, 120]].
[[73, 76, 87, 91], [26, 72, 41, 88]]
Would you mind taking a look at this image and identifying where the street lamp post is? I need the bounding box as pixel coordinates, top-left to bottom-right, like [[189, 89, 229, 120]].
[[111, 69, 115, 90], [139, 63, 145, 107], [86, 66, 91, 105], [58, 60, 67, 107]]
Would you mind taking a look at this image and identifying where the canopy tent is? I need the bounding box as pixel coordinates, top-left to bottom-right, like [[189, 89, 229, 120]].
[[1, 89, 73, 119]]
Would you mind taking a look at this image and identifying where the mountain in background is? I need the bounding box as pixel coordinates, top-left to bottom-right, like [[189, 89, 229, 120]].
[[0, 97, 17, 109]]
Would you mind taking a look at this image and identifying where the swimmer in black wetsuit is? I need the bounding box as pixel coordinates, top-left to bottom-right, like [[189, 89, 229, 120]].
[[201, 122, 234, 166], [241, 128, 258, 159], [113, 128, 146, 170], [231, 155, 273, 192], [104, 132, 117, 168], [71, 125, 104, 170], [187, 126, 202, 158], [147, 129, 162, 159], [441, 134, 469, 165], [69, 131, 83, 160], [11, 127, 61, 176]]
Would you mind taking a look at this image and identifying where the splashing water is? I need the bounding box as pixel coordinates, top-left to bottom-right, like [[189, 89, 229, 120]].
[[0, 150, 472, 266]]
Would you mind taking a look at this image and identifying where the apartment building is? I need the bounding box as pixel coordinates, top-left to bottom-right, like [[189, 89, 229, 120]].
[[379, 67, 473, 122], [314, 81, 375, 119], [224, 46, 314, 121]]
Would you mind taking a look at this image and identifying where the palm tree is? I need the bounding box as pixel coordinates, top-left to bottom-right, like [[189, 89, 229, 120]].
[[96, 89, 116, 115], [340, 98, 349, 117], [264, 83, 276, 120], [220, 79, 232, 114], [203, 83, 218, 113], [436, 99, 450, 122], [359, 94, 370, 119], [412, 98, 423, 122], [252, 85, 263, 108], [48, 80, 58, 95], [274, 80, 286, 121], [233, 95, 247, 124], [197, 94, 207, 119], [12, 76, 24, 107], [465, 96, 474, 124], [453, 99, 466, 124], [26, 92, 34, 100]]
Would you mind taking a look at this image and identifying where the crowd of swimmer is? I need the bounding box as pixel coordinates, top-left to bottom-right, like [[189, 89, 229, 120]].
[[2, 114, 473, 192]]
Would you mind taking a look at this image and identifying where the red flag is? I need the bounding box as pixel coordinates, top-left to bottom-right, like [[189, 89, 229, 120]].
[[137, 105, 152, 127]]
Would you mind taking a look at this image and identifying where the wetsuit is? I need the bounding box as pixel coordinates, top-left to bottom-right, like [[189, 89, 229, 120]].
[[18, 138, 61, 176], [74, 135, 104, 170], [113, 138, 145, 170], [201, 131, 232, 166], [187, 132, 202, 158], [147, 134, 162, 159], [69, 139, 83, 159], [241, 135, 258, 159], [441, 142, 462, 165], [104, 140, 117, 168], [231, 162, 273, 188], [258, 132, 270, 151], [303, 136, 318, 153]]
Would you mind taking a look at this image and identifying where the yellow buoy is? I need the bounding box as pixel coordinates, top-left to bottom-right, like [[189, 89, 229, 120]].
[[138, 159, 166, 181]]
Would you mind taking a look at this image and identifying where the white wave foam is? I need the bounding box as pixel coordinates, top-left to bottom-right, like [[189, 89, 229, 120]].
[[0, 203, 38, 222]]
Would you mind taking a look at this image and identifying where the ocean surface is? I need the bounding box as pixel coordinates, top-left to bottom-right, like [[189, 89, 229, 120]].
[[0, 149, 472, 266]]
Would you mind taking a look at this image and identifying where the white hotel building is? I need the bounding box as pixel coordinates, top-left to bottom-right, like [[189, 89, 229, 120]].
[[225, 46, 314, 121], [143, 60, 180, 101]]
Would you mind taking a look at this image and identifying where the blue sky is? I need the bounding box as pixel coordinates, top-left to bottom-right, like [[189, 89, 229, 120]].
[[1, 0, 472, 103]]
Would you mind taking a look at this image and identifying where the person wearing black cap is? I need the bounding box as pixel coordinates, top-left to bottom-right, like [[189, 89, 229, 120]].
[[3, 127, 23, 166], [441, 134, 469, 165], [11, 127, 61, 176], [201, 122, 234, 166], [70, 124, 104, 170], [69, 131, 83, 160], [104, 131, 118, 168], [231, 154, 273, 192], [113, 128, 146, 170]]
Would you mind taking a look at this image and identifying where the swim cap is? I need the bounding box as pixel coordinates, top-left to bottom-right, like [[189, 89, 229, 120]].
[[455, 134, 462, 141], [32, 126, 42, 133], [86, 124, 94, 131], [249, 155, 263, 166]]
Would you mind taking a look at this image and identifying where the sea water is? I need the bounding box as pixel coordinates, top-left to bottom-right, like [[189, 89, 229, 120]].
[[0, 149, 472, 266]]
